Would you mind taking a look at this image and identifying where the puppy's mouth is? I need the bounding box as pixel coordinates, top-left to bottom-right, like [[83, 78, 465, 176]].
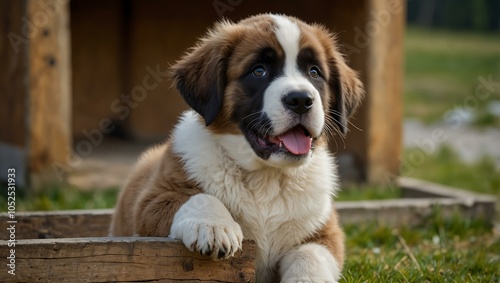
[[243, 125, 315, 160]]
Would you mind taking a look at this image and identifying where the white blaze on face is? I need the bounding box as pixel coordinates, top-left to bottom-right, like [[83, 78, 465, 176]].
[[264, 15, 325, 138], [271, 15, 301, 77]]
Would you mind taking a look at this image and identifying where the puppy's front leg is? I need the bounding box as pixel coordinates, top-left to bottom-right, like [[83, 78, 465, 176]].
[[169, 193, 243, 260], [280, 243, 341, 283]]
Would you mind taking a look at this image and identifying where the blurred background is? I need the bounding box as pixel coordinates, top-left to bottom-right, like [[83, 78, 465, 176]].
[[403, 0, 500, 200]]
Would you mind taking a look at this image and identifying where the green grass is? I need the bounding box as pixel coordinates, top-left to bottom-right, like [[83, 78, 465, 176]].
[[339, 145, 500, 203], [339, 144, 500, 282], [0, 185, 119, 212], [403, 146, 500, 198], [405, 27, 500, 127], [342, 209, 499, 282]]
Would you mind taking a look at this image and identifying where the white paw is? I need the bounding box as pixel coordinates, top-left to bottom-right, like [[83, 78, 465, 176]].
[[169, 194, 243, 260], [280, 243, 341, 283]]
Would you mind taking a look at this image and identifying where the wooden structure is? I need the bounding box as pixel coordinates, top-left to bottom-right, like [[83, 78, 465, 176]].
[[0, 0, 405, 186], [0, 210, 255, 282]]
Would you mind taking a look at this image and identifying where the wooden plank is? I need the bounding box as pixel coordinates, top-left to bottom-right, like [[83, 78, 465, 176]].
[[399, 177, 498, 203], [27, 0, 71, 184], [337, 198, 473, 227], [0, 209, 113, 239], [0, 237, 255, 282], [337, 177, 496, 226]]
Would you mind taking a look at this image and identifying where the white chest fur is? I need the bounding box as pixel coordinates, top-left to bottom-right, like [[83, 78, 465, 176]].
[[172, 111, 339, 275]]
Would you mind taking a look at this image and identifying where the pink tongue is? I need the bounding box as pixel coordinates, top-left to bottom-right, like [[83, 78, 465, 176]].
[[278, 127, 312, 155]]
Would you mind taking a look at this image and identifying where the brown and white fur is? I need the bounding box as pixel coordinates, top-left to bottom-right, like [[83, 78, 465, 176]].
[[110, 14, 363, 282]]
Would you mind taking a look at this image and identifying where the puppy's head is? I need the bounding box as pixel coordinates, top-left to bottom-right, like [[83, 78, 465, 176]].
[[171, 14, 363, 167]]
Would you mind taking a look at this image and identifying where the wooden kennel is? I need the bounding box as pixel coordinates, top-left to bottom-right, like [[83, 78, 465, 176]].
[[0, 0, 405, 187]]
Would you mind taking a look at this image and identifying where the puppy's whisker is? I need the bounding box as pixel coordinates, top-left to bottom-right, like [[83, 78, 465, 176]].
[[324, 114, 347, 149], [323, 124, 339, 152], [326, 114, 350, 136], [242, 111, 263, 122], [258, 121, 272, 137], [329, 109, 363, 132], [325, 115, 348, 137], [247, 114, 267, 133]]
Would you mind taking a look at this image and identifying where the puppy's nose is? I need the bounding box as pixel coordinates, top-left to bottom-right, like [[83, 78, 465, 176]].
[[283, 91, 314, 115]]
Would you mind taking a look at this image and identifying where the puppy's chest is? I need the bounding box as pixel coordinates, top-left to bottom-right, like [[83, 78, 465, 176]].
[[205, 167, 328, 252]]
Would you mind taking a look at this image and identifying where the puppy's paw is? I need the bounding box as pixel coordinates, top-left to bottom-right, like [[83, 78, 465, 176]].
[[169, 194, 243, 260], [180, 218, 243, 259], [280, 243, 341, 283]]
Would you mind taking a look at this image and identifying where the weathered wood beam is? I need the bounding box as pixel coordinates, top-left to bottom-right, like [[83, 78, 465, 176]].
[[363, 0, 405, 183], [0, 237, 255, 282], [27, 0, 72, 185]]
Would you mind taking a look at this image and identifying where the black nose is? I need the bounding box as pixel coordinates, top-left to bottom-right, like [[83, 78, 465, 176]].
[[283, 91, 314, 115]]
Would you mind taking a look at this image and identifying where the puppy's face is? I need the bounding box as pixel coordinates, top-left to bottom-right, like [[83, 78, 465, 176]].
[[171, 14, 363, 167]]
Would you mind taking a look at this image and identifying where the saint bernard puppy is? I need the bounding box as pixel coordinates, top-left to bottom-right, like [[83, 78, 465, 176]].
[[110, 13, 363, 282]]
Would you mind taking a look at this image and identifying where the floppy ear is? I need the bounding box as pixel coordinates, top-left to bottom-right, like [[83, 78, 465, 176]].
[[170, 22, 236, 126], [329, 51, 364, 135]]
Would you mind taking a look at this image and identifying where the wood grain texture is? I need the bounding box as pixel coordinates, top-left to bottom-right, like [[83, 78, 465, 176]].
[[364, 0, 405, 183], [0, 209, 113, 239], [0, 237, 255, 282], [27, 0, 71, 180]]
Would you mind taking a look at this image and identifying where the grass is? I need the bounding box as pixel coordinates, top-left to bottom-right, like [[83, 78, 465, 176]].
[[341, 209, 499, 282], [339, 145, 500, 203], [339, 146, 500, 282], [403, 146, 500, 198], [405, 27, 500, 127], [0, 185, 119, 212]]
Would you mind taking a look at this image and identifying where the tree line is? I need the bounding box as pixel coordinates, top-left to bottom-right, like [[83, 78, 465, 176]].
[[407, 0, 500, 31]]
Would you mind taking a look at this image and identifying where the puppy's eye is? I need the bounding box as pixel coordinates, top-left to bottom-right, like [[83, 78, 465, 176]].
[[252, 65, 267, 77], [309, 66, 320, 79]]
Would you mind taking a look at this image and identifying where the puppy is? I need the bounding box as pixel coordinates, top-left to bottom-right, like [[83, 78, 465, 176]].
[[110, 13, 363, 282]]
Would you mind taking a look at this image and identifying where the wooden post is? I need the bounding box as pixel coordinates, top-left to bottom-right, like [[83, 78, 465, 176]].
[[363, 0, 404, 184], [26, 0, 72, 186], [333, 0, 405, 185]]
